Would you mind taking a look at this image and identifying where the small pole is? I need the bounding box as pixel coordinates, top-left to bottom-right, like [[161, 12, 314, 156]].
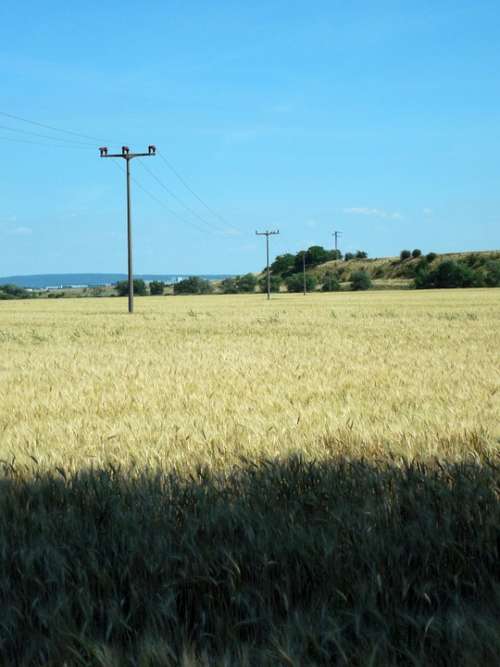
[[302, 251, 307, 295], [99, 144, 157, 313], [333, 230, 342, 253], [256, 229, 280, 300]]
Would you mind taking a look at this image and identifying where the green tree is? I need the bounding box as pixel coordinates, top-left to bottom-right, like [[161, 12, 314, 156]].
[[236, 273, 258, 293], [258, 274, 282, 293], [270, 253, 296, 276], [400, 250, 411, 261], [285, 273, 317, 293], [414, 260, 479, 289], [149, 281, 165, 295], [174, 277, 213, 295], [344, 252, 355, 261], [306, 245, 331, 266], [321, 272, 341, 291], [293, 250, 307, 274], [350, 270, 372, 291], [115, 279, 147, 296], [293, 246, 333, 274], [355, 250, 368, 259], [412, 249, 422, 258], [485, 260, 500, 287]]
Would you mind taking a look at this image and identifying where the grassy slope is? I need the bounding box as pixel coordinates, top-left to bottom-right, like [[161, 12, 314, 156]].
[[309, 249, 500, 289]]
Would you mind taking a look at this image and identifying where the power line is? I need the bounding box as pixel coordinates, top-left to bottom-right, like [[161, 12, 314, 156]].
[[109, 159, 217, 236], [137, 158, 230, 236], [0, 110, 106, 143], [0, 123, 96, 147], [0, 134, 94, 150], [1, 109, 238, 236], [157, 150, 238, 233]]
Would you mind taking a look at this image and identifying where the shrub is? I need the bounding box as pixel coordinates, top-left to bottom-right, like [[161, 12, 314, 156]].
[[355, 250, 368, 259], [484, 260, 500, 287], [0, 284, 31, 299], [321, 273, 341, 291], [149, 281, 165, 295], [344, 252, 355, 261], [115, 279, 147, 296], [412, 249, 422, 258], [258, 275, 282, 293], [220, 277, 239, 294], [285, 273, 317, 292], [174, 277, 213, 295], [351, 270, 372, 291], [414, 260, 480, 289], [236, 273, 258, 293], [426, 252, 437, 262], [400, 250, 411, 261]]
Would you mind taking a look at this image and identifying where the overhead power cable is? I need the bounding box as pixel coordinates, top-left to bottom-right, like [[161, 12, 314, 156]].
[[0, 134, 94, 150], [1, 110, 238, 234], [109, 159, 215, 236], [136, 159, 229, 235], [0, 123, 96, 147], [157, 151, 239, 234], [0, 110, 105, 143]]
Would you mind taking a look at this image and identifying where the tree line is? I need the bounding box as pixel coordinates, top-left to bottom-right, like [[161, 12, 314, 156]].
[[2, 248, 499, 300]]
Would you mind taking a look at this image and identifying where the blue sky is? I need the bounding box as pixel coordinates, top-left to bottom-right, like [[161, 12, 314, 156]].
[[1, 1, 499, 275]]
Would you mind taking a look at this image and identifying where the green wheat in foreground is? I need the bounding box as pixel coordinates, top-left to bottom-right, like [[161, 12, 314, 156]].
[[0, 290, 499, 665]]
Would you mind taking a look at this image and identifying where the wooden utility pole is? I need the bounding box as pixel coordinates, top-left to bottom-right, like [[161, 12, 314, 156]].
[[302, 251, 307, 295], [255, 230, 279, 300], [99, 145, 156, 313]]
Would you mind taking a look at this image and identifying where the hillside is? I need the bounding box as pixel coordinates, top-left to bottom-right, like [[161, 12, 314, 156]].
[[308, 249, 500, 290]]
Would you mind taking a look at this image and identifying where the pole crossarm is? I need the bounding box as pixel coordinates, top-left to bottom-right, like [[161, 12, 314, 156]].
[[100, 145, 156, 159], [99, 145, 156, 313], [101, 153, 152, 159]]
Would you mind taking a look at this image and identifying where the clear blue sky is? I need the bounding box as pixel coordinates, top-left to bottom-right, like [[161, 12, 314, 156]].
[[1, 1, 499, 275]]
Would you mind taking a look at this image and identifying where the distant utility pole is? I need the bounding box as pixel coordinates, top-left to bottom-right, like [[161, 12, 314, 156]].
[[333, 230, 342, 252], [255, 229, 279, 300], [302, 251, 307, 295], [99, 145, 156, 313]]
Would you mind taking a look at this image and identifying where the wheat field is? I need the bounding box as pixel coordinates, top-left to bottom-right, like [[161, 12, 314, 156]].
[[1, 289, 500, 665], [0, 289, 498, 470]]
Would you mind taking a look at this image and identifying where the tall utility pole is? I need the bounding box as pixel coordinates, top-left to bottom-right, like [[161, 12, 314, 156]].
[[333, 230, 342, 252], [99, 145, 156, 313], [255, 229, 279, 300], [302, 251, 307, 295]]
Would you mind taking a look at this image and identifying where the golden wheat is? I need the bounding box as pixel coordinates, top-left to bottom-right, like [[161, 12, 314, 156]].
[[0, 289, 498, 472]]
